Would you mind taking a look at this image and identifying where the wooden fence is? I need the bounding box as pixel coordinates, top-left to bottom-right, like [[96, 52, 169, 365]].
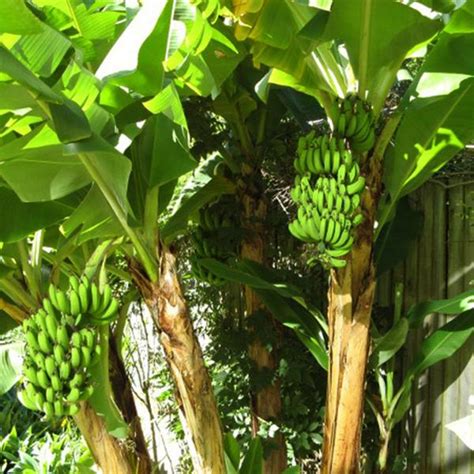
[[376, 179, 474, 473]]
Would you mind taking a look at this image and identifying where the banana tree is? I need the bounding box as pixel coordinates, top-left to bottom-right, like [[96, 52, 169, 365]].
[[0, 0, 244, 472], [225, 0, 474, 471], [0, 226, 152, 473]]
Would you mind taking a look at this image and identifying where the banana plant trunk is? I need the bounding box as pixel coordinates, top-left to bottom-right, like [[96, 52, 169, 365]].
[[321, 156, 381, 473], [74, 402, 136, 474], [130, 247, 225, 474], [241, 187, 287, 473]]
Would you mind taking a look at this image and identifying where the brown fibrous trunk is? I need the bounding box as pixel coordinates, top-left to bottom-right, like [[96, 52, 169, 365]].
[[74, 402, 135, 474], [321, 152, 382, 473], [130, 247, 225, 474], [241, 187, 287, 474]]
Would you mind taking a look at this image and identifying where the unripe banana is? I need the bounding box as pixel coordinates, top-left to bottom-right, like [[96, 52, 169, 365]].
[[67, 387, 80, 403], [54, 400, 64, 417], [69, 275, 80, 293], [46, 387, 55, 403], [56, 325, 69, 350], [25, 331, 40, 352], [18, 389, 37, 411], [70, 373, 85, 388], [24, 366, 39, 386], [100, 298, 119, 322], [68, 403, 80, 416], [81, 346, 92, 367], [90, 284, 100, 313], [69, 290, 81, 316], [34, 352, 46, 370], [45, 356, 57, 378], [71, 332, 82, 348], [98, 285, 112, 314], [55, 290, 69, 314], [59, 361, 71, 380], [43, 401, 55, 418], [45, 313, 58, 342], [71, 347, 81, 369], [78, 283, 89, 313], [53, 345, 66, 365], [51, 375, 61, 392], [37, 331, 53, 354], [35, 392, 45, 410], [37, 370, 49, 390], [48, 286, 59, 310]]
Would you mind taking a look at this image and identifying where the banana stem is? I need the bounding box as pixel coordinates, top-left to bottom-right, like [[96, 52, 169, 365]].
[[78, 153, 159, 283]]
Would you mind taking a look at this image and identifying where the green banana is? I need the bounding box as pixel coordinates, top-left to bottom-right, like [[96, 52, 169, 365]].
[[37, 331, 52, 354], [78, 283, 90, 313], [60, 361, 71, 380], [45, 356, 56, 378], [56, 325, 69, 350], [55, 290, 69, 314], [71, 347, 81, 369], [45, 313, 58, 342], [37, 370, 49, 390], [69, 290, 81, 316]]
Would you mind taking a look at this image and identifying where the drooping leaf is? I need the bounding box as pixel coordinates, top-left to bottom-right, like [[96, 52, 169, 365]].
[[0, 0, 44, 35], [197, 258, 328, 369], [61, 186, 122, 243], [97, 0, 171, 95], [11, 22, 71, 77], [0, 340, 23, 395], [369, 318, 409, 368], [0, 187, 72, 243], [321, 0, 441, 110], [64, 135, 132, 210], [408, 289, 474, 328], [407, 309, 474, 378], [391, 309, 474, 422], [0, 47, 91, 142]]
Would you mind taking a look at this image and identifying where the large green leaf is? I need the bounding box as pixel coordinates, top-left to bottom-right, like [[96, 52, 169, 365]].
[[141, 85, 197, 188], [0, 0, 44, 35], [408, 289, 474, 328], [321, 0, 441, 110], [11, 22, 71, 77], [224, 433, 240, 474], [392, 309, 474, 422], [369, 318, 409, 368], [407, 309, 474, 378], [0, 341, 23, 395], [239, 438, 263, 474], [0, 47, 91, 142], [64, 135, 132, 210], [62, 186, 123, 243], [0, 126, 92, 202], [0, 187, 72, 243], [381, 77, 474, 228], [97, 0, 171, 96]]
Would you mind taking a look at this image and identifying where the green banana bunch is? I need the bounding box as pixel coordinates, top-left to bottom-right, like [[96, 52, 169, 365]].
[[191, 198, 240, 285], [289, 130, 366, 268], [331, 94, 376, 153], [19, 299, 99, 419], [48, 276, 120, 326]]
